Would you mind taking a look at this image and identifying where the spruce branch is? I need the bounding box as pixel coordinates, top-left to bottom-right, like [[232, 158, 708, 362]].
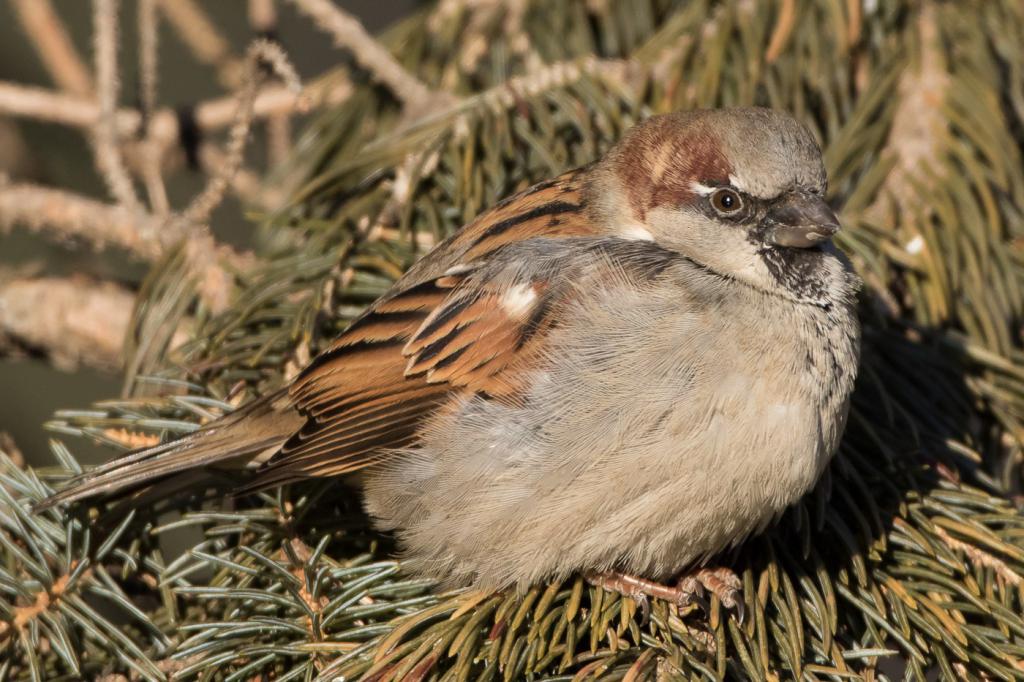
[[6, 1, 1024, 679], [287, 0, 454, 116], [865, 1, 950, 226]]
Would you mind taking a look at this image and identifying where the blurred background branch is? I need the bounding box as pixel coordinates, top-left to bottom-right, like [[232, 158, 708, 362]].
[[0, 0, 406, 451]]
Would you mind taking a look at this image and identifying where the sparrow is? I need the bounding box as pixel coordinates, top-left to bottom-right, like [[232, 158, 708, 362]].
[[38, 108, 860, 611]]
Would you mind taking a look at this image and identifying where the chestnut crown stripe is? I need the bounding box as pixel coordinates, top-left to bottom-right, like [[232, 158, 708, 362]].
[[610, 123, 732, 219]]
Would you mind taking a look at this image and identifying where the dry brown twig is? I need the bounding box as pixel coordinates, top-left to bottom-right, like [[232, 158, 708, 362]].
[[0, 79, 342, 155], [0, 0, 460, 373], [156, 0, 245, 90], [0, 275, 137, 372], [0, 180, 165, 261], [182, 38, 306, 226], [137, 0, 171, 215], [92, 0, 144, 212], [11, 0, 93, 98], [288, 0, 455, 117]]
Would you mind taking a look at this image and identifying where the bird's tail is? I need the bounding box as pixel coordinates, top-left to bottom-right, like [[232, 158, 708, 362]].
[[33, 388, 303, 511]]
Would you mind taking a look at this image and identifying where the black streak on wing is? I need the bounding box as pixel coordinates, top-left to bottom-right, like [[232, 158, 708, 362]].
[[471, 201, 582, 246]]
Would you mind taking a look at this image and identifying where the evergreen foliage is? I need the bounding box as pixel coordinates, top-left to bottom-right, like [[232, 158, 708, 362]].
[[4, 1, 1024, 679]]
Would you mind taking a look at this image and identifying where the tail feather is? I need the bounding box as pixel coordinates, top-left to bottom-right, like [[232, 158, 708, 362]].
[[34, 389, 303, 511]]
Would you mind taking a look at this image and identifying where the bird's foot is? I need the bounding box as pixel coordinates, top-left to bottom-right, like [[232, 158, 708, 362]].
[[586, 571, 705, 622], [587, 567, 743, 622], [678, 567, 744, 623]]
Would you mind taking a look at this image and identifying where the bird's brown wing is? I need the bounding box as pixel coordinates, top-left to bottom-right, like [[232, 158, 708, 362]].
[[35, 167, 596, 510], [230, 167, 598, 489]]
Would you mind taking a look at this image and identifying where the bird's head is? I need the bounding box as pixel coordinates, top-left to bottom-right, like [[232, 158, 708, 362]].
[[587, 108, 851, 305]]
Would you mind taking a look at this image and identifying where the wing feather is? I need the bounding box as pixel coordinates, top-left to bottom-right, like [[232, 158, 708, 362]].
[[245, 169, 597, 487], [39, 167, 601, 506]]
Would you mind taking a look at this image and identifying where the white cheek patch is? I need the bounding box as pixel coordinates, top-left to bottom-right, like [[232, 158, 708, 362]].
[[500, 283, 538, 317], [620, 222, 655, 241]]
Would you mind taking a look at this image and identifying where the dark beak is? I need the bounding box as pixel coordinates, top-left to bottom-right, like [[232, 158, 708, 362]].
[[764, 192, 840, 249]]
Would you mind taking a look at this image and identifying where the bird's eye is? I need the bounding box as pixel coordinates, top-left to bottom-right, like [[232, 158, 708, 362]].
[[710, 188, 742, 214]]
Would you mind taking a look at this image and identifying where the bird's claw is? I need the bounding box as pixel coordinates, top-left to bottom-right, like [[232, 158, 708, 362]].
[[673, 574, 709, 614], [683, 567, 744, 623], [634, 591, 650, 625]]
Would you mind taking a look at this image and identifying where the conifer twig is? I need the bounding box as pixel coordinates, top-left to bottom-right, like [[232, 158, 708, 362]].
[[10, 0, 93, 98], [138, 0, 170, 215], [0, 181, 164, 261], [866, 1, 948, 224], [0, 79, 345, 151], [155, 0, 244, 90], [287, 0, 449, 113], [935, 526, 1023, 587], [0, 275, 136, 372], [92, 0, 143, 211], [182, 39, 304, 225]]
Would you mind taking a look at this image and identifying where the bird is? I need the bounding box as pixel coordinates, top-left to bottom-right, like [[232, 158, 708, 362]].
[[37, 107, 860, 613]]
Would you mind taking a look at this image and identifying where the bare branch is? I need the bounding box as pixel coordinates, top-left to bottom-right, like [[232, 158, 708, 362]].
[[0, 180, 252, 319], [0, 433, 25, 470], [11, 0, 93, 98], [249, 0, 278, 34], [138, 0, 170, 215], [288, 0, 447, 112], [0, 79, 344, 155], [266, 112, 292, 167], [183, 39, 303, 225], [156, 0, 244, 90], [92, 0, 143, 211], [0, 119, 34, 178], [198, 144, 287, 210], [138, 0, 160, 118], [0, 180, 165, 261], [865, 2, 949, 225], [0, 275, 135, 372], [0, 81, 127, 130]]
